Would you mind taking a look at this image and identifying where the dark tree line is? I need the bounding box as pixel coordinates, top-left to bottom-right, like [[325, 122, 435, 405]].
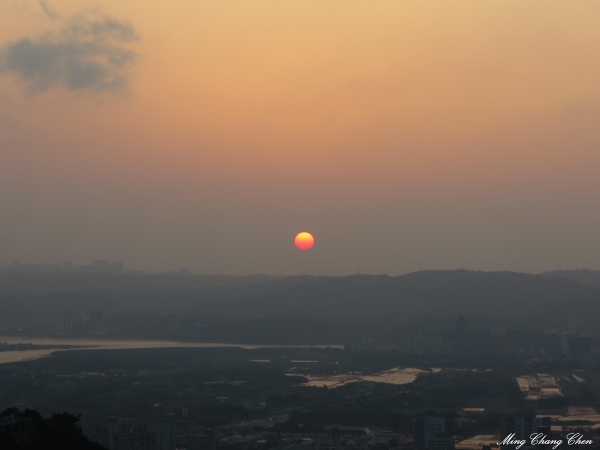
[[0, 408, 106, 450]]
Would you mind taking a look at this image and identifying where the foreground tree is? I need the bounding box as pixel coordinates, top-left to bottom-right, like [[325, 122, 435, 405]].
[[0, 408, 106, 450]]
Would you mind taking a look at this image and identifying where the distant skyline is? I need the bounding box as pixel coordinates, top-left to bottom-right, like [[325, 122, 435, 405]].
[[3, 258, 600, 278], [2, 1, 600, 275]]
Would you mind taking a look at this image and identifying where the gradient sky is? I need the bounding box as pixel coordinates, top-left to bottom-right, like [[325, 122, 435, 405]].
[[1, 0, 600, 275]]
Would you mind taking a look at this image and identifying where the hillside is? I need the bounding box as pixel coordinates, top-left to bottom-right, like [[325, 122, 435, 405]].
[[0, 272, 283, 296], [540, 269, 600, 287], [0, 274, 316, 315], [192, 270, 600, 323], [2, 271, 600, 333]]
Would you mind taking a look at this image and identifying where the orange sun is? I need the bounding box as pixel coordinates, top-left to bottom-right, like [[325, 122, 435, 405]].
[[295, 232, 314, 250]]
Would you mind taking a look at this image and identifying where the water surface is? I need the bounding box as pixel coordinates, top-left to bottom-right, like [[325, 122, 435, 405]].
[[0, 336, 341, 364]]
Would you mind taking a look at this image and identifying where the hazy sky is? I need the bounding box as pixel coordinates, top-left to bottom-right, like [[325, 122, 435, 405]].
[[1, 0, 600, 275]]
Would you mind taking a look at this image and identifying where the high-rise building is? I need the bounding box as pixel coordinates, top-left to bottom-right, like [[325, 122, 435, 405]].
[[113, 431, 134, 450], [0, 414, 33, 435], [89, 309, 105, 332], [93, 260, 112, 272], [457, 317, 466, 335], [428, 435, 455, 450], [90, 310, 104, 322], [414, 417, 448, 449], [84, 418, 173, 450], [567, 334, 592, 362], [153, 423, 176, 450], [533, 425, 562, 450], [132, 422, 155, 450], [502, 416, 551, 450], [456, 317, 467, 357], [111, 260, 125, 273], [107, 417, 131, 450], [63, 314, 83, 333]]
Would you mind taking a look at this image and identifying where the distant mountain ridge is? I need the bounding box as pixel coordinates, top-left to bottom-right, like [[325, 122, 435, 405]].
[[0, 272, 283, 296], [540, 269, 600, 287], [2, 271, 600, 329], [192, 270, 600, 323]]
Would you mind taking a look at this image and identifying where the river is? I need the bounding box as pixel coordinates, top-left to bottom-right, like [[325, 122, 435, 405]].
[[0, 336, 342, 364]]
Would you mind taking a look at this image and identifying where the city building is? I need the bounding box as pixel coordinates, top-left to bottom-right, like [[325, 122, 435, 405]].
[[326, 427, 370, 439], [502, 416, 551, 450], [89, 309, 105, 332], [414, 417, 448, 449], [111, 260, 125, 273], [428, 435, 455, 450], [154, 423, 176, 450], [93, 260, 112, 272], [318, 438, 349, 450], [63, 313, 83, 333], [0, 414, 32, 434], [188, 431, 216, 450], [534, 424, 562, 450], [567, 334, 592, 362], [83, 417, 175, 450]]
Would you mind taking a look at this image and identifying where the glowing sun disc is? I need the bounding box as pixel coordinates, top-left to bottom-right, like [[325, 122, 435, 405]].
[[295, 232, 314, 250]]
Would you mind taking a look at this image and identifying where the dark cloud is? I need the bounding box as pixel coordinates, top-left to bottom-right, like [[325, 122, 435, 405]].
[[38, 0, 60, 20], [0, 15, 138, 94], [0, 111, 17, 126]]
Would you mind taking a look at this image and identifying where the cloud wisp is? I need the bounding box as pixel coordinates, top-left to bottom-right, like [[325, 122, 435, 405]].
[[0, 111, 17, 126], [38, 0, 61, 20], [0, 15, 139, 95]]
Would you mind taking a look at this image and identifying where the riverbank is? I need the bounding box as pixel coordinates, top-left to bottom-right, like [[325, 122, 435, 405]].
[[0, 336, 343, 364]]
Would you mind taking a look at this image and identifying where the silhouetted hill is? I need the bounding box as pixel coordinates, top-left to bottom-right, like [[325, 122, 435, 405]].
[[192, 270, 600, 322], [0, 275, 318, 315], [0, 273, 283, 296], [540, 269, 600, 287], [2, 271, 600, 334]]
